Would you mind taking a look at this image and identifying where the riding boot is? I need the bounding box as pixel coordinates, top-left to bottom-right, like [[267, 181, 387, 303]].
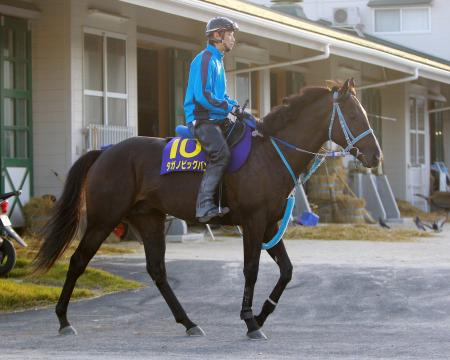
[[193, 121, 231, 223]]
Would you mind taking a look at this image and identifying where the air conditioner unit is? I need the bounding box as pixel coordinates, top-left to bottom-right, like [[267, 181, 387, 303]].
[[332, 7, 361, 27]]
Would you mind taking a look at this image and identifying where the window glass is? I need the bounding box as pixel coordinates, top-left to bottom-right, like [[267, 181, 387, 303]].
[[410, 133, 417, 165], [375, 9, 400, 32], [107, 98, 127, 126], [84, 33, 103, 91], [417, 99, 425, 131], [16, 131, 28, 158], [4, 61, 14, 89], [84, 95, 103, 125], [107, 37, 126, 93], [4, 98, 14, 126], [418, 133, 425, 164], [16, 98, 27, 126], [403, 8, 429, 32], [4, 131, 15, 158], [236, 62, 251, 108], [15, 30, 27, 59], [2, 28, 14, 57], [15, 63, 27, 90]]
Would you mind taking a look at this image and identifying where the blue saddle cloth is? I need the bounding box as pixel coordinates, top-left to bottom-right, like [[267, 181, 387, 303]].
[[160, 119, 255, 175]]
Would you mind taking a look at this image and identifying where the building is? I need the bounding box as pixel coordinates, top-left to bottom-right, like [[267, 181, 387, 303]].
[[1, 0, 449, 224]]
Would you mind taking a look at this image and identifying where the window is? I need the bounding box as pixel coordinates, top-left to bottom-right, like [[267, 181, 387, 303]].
[[235, 61, 260, 117], [430, 101, 444, 163], [374, 7, 430, 33], [409, 97, 426, 166], [83, 30, 127, 126]]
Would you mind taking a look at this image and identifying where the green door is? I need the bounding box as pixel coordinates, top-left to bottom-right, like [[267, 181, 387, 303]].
[[168, 48, 192, 135], [0, 16, 33, 225]]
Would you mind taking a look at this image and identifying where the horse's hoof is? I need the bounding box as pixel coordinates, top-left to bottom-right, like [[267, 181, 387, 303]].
[[59, 325, 77, 336], [247, 329, 267, 340], [186, 325, 206, 337]]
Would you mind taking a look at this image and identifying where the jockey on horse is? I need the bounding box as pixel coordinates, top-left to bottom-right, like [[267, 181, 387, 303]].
[[184, 16, 242, 223]]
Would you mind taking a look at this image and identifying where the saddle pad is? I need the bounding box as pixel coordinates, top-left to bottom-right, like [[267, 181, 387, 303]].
[[160, 126, 252, 175]]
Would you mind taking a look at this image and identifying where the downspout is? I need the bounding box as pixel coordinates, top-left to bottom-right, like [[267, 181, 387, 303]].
[[227, 44, 330, 75], [359, 68, 419, 90]]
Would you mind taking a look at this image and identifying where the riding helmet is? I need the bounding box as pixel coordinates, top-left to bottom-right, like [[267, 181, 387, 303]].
[[205, 17, 239, 36]]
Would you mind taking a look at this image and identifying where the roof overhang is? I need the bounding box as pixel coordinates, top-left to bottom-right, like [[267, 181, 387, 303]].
[[0, 0, 40, 19], [120, 0, 450, 85]]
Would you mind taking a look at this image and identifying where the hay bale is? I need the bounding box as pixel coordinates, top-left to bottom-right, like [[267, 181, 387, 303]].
[[312, 195, 367, 224], [307, 174, 342, 200], [23, 196, 55, 237]]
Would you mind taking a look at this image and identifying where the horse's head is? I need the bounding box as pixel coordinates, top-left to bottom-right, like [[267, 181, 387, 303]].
[[329, 79, 382, 168]]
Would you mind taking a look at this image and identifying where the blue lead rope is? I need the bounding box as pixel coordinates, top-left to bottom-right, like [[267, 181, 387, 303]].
[[261, 139, 300, 251]]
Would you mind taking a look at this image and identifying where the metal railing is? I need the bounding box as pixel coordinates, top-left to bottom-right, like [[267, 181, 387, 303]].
[[83, 124, 137, 151]]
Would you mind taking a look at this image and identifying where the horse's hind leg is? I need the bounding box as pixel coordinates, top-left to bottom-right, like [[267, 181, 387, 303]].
[[255, 224, 292, 328], [131, 212, 204, 336], [56, 224, 112, 335]]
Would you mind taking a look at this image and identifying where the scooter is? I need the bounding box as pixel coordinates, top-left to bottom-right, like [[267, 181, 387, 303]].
[[0, 190, 27, 276]]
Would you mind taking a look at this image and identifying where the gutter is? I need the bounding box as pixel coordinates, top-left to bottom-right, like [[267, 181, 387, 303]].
[[428, 106, 450, 114], [359, 68, 419, 90], [227, 44, 330, 75]]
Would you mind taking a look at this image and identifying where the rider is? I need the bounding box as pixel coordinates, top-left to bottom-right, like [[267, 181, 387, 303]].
[[184, 16, 241, 223]]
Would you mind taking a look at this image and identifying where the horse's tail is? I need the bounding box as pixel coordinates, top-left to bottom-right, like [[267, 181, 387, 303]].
[[33, 150, 102, 273]]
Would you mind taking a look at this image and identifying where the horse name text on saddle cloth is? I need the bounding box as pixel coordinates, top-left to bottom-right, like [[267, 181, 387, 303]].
[[160, 125, 252, 175], [160, 138, 207, 174]]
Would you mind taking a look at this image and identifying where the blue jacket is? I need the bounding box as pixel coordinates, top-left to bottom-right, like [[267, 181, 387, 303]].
[[184, 44, 237, 124]]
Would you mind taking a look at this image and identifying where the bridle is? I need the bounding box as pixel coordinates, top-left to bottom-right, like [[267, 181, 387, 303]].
[[270, 91, 375, 186]]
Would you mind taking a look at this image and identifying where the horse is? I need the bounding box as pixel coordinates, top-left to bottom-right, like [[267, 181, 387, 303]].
[[33, 78, 381, 340]]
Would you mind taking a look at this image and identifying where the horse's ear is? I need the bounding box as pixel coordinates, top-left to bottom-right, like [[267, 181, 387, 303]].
[[282, 97, 289, 105], [349, 78, 356, 95], [339, 79, 350, 96], [349, 77, 355, 88]]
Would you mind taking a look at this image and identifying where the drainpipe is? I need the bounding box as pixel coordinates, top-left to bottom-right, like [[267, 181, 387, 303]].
[[428, 106, 450, 114], [227, 44, 330, 75], [359, 68, 419, 90]]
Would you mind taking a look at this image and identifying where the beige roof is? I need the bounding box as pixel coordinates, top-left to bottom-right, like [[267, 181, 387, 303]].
[[201, 0, 450, 73]]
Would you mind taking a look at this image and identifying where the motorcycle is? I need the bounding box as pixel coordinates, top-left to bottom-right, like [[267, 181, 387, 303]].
[[0, 190, 27, 277]]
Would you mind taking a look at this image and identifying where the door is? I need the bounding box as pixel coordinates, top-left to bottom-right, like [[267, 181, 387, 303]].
[[407, 97, 429, 210], [137, 47, 159, 137], [168, 48, 191, 136], [0, 16, 33, 225]]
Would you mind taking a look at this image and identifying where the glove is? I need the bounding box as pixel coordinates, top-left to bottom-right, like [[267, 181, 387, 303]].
[[231, 105, 244, 118]]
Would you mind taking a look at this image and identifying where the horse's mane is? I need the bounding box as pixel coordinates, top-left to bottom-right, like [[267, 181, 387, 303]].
[[259, 86, 334, 136]]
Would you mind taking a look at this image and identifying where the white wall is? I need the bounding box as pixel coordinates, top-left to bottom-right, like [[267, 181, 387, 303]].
[[380, 83, 407, 200], [249, 0, 450, 60], [32, 0, 71, 197]]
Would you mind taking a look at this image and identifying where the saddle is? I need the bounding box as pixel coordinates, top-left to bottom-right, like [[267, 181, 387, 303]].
[[160, 117, 257, 176]]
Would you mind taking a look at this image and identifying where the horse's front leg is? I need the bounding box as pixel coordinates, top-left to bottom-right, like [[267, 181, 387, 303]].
[[241, 214, 267, 340], [255, 223, 293, 328]]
